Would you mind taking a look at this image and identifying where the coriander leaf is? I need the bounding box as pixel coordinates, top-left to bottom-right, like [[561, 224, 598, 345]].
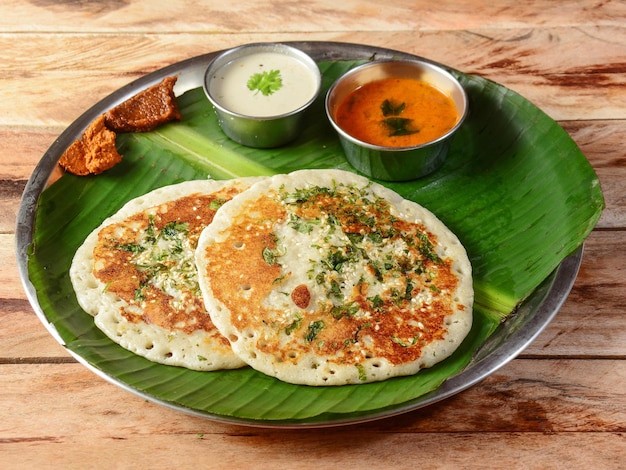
[[247, 69, 283, 96]]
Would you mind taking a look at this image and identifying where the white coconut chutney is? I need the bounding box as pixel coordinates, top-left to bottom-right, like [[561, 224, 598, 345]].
[[208, 51, 319, 117]]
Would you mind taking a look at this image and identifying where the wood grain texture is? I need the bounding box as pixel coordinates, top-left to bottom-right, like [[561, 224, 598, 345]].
[[3, 432, 623, 469], [1, 362, 625, 468], [5, 359, 623, 434], [2, 26, 625, 126], [3, 0, 625, 33], [1, 0, 624, 467], [525, 231, 626, 358]]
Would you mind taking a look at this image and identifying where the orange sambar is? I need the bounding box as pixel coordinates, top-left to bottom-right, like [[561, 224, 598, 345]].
[[335, 77, 459, 147]]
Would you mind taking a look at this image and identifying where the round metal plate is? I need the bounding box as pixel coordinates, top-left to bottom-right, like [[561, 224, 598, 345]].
[[16, 42, 582, 427]]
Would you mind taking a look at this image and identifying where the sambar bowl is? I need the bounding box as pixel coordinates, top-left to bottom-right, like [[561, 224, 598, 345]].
[[203, 43, 321, 148], [325, 59, 468, 181]]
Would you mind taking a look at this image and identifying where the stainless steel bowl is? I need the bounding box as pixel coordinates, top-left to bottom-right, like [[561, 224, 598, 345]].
[[325, 59, 468, 181], [203, 43, 321, 148]]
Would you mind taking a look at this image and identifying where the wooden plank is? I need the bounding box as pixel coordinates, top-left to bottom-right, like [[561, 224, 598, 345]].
[[525, 230, 626, 357], [561, 121, 626, 229], [2, 361, 625, 435], [413, 358, 626, 433], [0, 233, 70, 358], [1, 236, 24, 300], [3, 0, 625, 33], [0, 188, 23, 234], [1, 361, 624, 468], [0, 128, 60, 180], [0, 232, 72, 359], [3, 360, 625, 433], [3, 1, 438, 34], [5, 27, 625, 75], [1, 26, 625, 126], [0, 299, 71, 361], [2, 432, 624, 469]]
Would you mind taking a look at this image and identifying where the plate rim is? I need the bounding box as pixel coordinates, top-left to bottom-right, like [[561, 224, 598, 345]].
[[15, 41, 583, 428]]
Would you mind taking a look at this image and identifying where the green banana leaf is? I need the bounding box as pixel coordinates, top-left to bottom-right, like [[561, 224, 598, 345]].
[[27, 58, 604, 425]]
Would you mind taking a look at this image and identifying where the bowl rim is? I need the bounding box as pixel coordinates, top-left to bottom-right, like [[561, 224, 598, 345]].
[[325, 58, 469, 151], [203, 42, 322, 121]]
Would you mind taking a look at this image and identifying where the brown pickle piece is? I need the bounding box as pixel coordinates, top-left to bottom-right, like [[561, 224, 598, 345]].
[[58, 115, 122, 176], [104, 76, 182, 133]]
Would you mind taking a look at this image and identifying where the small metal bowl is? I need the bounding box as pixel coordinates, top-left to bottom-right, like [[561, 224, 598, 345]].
[[203, 43, 321, 148], [325, 59, 468, 181]]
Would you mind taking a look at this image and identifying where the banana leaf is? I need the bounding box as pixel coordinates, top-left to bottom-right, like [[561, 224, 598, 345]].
[[26, 58, 604, 425]]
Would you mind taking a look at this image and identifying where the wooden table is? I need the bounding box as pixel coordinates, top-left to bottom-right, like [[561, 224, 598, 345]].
[[2, 1, 625, 468]]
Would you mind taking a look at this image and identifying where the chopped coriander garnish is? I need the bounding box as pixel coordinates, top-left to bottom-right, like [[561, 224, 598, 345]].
[[356, 363, 367, 381], [416, 232, 443, 264], [134, 284, 146, 302], [405, 280, 415, 301], [117, 242, 145, 253], [285, 314, 302, 335], [391, 334, 421, 348], [368, 294, 384, 311], [262, 247, 279, 265], [273, 274, 288, 284], [330, 302, 359, 320], [161, 221, 188, 239], [288, 214, 320, 234], [209, 198, 227, 210], [145, 215, 157, 243], [329, 279, 343, 299], [304, 320, 325, 342], [368, 232, 383, 244], [354, 322, 372, 343]]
